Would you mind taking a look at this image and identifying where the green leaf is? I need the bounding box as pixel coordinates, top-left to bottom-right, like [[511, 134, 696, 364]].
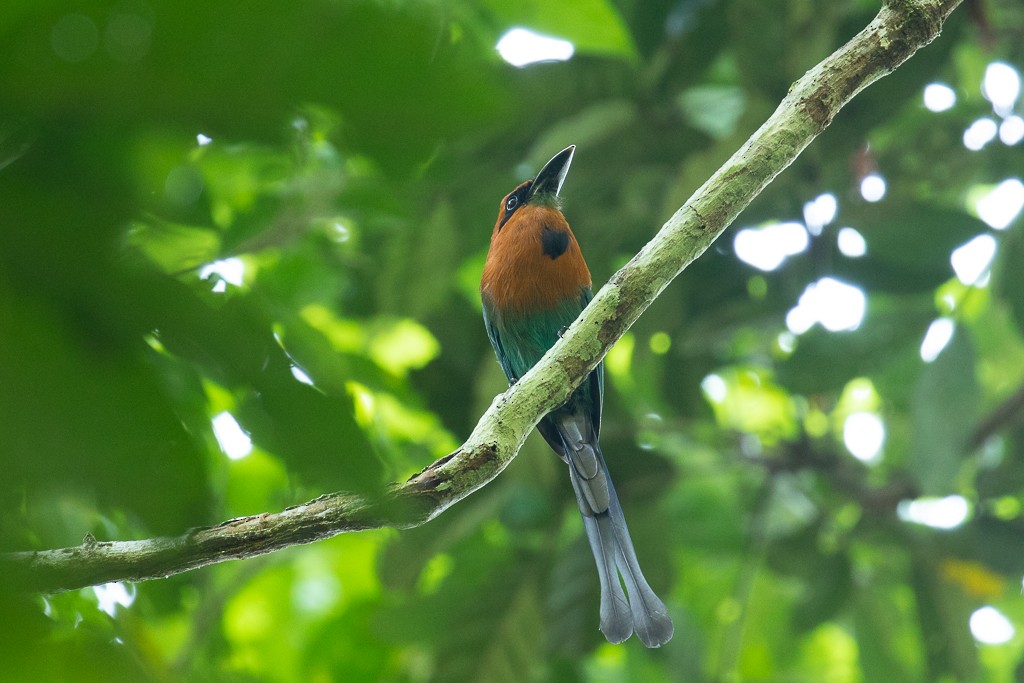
[[461, 582, 545, 683], [778, 293, 931, 401], [909, 327, 979, 495], [545, 535, 600, 656], [909, 542, 980, 681], [484, 0, 637, 59], [126, 220, 221, 273], [853, 583, 923, 683], [375, 533, 547, 681], [303, 601, 390, 682], [526, 100, 638, 167], [367, 319, 441, 377], [765, 527, 852, 632], [378, 200, 460, 319], [0, 284, 210, 538], [148, 281, 382, 493], [835, 204, 989, 294], [677, 85, 748, 140], [377, 487, 511, 591], [995, 229, 1024, 339]]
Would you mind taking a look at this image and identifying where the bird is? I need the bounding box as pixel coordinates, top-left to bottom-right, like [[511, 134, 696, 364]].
[[480, 146, 674, 647]]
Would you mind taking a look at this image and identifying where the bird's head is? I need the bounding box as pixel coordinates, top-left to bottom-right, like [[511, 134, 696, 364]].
[[482, 145, 589, 307], [493, 145, 575, 234]]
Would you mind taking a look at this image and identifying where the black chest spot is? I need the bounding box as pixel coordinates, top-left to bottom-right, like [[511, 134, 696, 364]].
[[541, 226, 569, 260]]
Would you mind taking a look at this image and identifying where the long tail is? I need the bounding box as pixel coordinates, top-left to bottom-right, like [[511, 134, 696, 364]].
[[559, 418, 674, 647]]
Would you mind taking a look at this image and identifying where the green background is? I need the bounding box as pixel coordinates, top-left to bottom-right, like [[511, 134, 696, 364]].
[[2, 0, 1023, 680]]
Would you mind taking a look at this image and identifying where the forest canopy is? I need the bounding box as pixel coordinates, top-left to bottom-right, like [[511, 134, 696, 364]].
[[1, 0, 1023, 681]]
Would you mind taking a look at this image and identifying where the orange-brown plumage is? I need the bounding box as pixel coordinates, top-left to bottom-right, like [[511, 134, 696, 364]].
[[481, 200, 591, 313]]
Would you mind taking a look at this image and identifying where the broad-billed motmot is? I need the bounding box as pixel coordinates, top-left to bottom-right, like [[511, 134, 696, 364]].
[[480, 146, 674, 647]]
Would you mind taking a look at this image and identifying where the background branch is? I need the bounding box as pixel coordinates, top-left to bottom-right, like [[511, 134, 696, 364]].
[[969, 383, 1024, 451], [2, 0, 963, 595]]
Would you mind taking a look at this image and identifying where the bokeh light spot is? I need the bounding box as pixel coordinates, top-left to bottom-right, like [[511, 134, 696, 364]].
[[964, 118, 998, 151], [920, 318, 955, 363], [776, 332, 797, 354], [212, 411, 252, 460], [93, 582, 135, 617], [786, 277, 866, 334], [970, 606, 1015, 645], [701, 373, 727, 403], [837, 227, 867, 257], [982, 62, 1021, 115], [951, 234, 997, 285], [649, 332, 671, 354], [859, 174, 886, 202], [803, 193, 838, 234], [975, 179, 1024, 230], [291, 366, 314, 386], [843, 412, 885, 463], [51, 14, 99, 63], [898, 495, 969, 529], [496, 28, 574, 67], [733, 221, 808, 271], [104, 10, 152, 63], [923, 82, 956, 112], [200, 257, 245, 288], [1000, 116, 1024, 145]]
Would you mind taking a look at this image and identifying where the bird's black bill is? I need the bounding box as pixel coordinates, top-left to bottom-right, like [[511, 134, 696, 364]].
[[530, 145, 575, 199]]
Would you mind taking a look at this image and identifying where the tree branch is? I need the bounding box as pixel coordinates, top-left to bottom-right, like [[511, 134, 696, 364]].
[[1, 0, 964, 594], [969, 383, 1024, 452]]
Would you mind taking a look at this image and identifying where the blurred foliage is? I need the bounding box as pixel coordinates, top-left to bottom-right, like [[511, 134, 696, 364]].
[[1, 0, 1024, 680]]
